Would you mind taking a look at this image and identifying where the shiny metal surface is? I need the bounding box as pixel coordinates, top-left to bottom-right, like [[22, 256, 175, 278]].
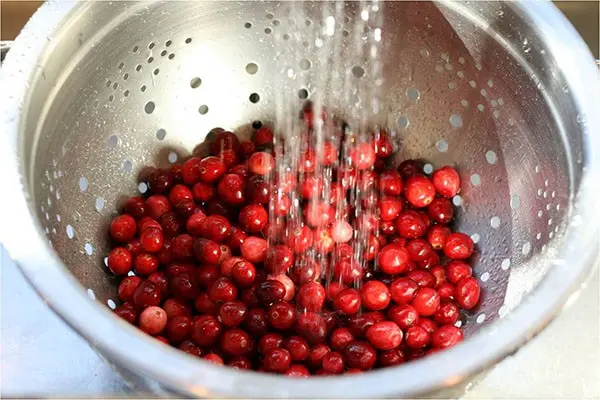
[[0, 1, 599, 398]]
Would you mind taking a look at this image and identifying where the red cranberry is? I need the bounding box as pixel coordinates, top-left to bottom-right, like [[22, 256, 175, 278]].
[[197, 156, 227, 183], [219, 301, 248, 327], [326, 282, 346, 301], [388, 304, 420, 330], [299, 175, 324, 199], [268, 301, 297, 330], [194, 264, 219, 289], [438, 283, 455, 301], [304, 202, 334, 227], [198, 215, 231, 243], [168, 184, 193, 206], [124, 196, 147, 218], [108, 247, 133, 275], [115, 303, 138, 324], [228, 356, 252, 370], [238, 205, 268, 233], [240, 287, 260, 309], [405, 325, 431, 349], [171, 234, 194, 261], [191, 315, 222, 347], [166, 315, 192, 343], [170, 272, 199, 300], [331, 220, 353, 243], [379, 170, 403, 196], [272, 194, 291, 216], [396, 211, 427, 238], [244, 308, 269, 337], [380, 220, 397, 236], [156, 239, 174, 265], [299, 148, 317, 173], [307, 343, 330, 369], [378, 196, 403, 221], [427, 198, 454, 224], [138, 216, 162, 233], [405, 175, 436, 208], [330, 328, 355, 351], [285, 364, 310, 377], [170, 164, 184, 183], [377, 349, 405, 367], [361, 281, 391, 311], [405, 239, 434, 263], [209, 277, 238, 304], [430, 265, 447, 288], [211, 130, 240, 154], [347, 314, 377, 338], [265, 245, 295, 274], [178, 339, 201, 355], [417, 317, 438, 334], [133, 280, 161, 307], [259, 332, 284, 354], [126, 239, 142, 256], [221, 328, 252, 356], [397, 160, 422, 179], [374, 132, 393, 158], [455, 277, 481, 310], [434, 301, 460, 325], [366, 321, 403, 350], [181, 157, 203, 185], [239, 141, 256, 158], [203, 353, 224, 364], [446, 261, 473, 284], [334, 289, 361, 315], [248, 152, 275, 175], [432, 325, 464, 349], [165, 262, 195, 278], [138, 227, 163, 253], [163, 298, 191, 319], [148, 271, 168, 295], [427, 225, 451, 250], [217, 174, 246, 205], [407, 270, 436, 288], [193, 238, 222, 264], [146, 195, 172, 219], [284, 336, 310, 361], [296, 312, 327, 345], [246, 175, 271, 204], [110, 214, 137, 243], [194, 292, 218, 314], [287, 226, 314, 253], [240, 236, 268, 263], [322, 352, 345, 374], [322, 141, 339, 165], [333, 259, 363, 284], [444, 233, 474, 259], [263, 348, 291, 372], [296, 282, 326, 312], [225, 226, 247, 252], [411, 287, 441, 316], [350, 142, 376, 170], [118, 276, 142, 302], [432, 166, 461, 198], [257, 279, 286, 305], [377, 244, 410, 275], [254, 127, 274, 146], [344, 341, 377, 370], [231, 260, 256, 288], [192, 182, 216, 202]]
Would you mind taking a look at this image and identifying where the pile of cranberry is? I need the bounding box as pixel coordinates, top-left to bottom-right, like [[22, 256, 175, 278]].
[[108, 107, 481, 376]]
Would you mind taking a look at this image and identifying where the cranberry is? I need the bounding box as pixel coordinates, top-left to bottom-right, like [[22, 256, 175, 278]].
[[203, 353, 224, 364], [166, 315, 192, 343], [245, 175, 270, 204], [191, 315, 222, 347], [254, 127, 274, 146], [240, 287, 260, 309], [192, 182, 216, 202], [363, 235, 380, 261], [170, 164, 184, 183], [228, 356, 252, 370], [455, 277, 481, 310], [115, 303, 138, 324], [285, 364, 310, 377], [133, 280, 161, 307], [322, 352, 345, 374], [198, 215, 231, 243], [411, 287, 441, 316], [432, 325, 463, 349], [193, 238, 221, 264], [378, 196, 403, 221], [238, 205, 268, 233], [361, 281, 391, 311], [181, 157, 203, 184], [397, 160, 422, 179], [155, 336, 170, 345], [231, 260, 256, 288], [284, 336, 310, 361], [194, 292, 218, 314], [350, 142, 376, 170], [427, 225, 451, 250], [217, 174, 246, 205], [265, 245, 295, 274], [168, 185, 193, 207], [405, 325, 431, 349], [307, 343, 330, 369], [138, 227, 163, 254], [434, 301, 460, 325], [240, 236, 268, 263], [299, 175, 324, 199], [146, 195, 172, 219], [225, 226, 247, 252], [272, 194, 291, 216], [197, 156, 227, 183], [366, 321, 403, 350], [430, 265, 447, 288], [304, 202, 334, 227], [299, 148, 317, 173], [148, 271, 169, 295], [377, 244, 410, 275], [377, 349, 405, 367], [446, 261, 473, 284], [427, 198, 453, 224], [126, 239, 142, 256], [322, 141, 339, 165], [407, 270, 436, 288], [268, 301, 297, 330], [138, 306, 167, 335], [211, 130, 240, 154], [388, 304, 420, 330], [221, 328, 252, 356], [108, 247, 133, 275], [296, 312, 327, 344], [438, 283, 455, 301], [165, 263, 195, 278], [347, 314, 377, 338], [193, 265, 219, 290], [334, 289, 361, 315], [380, 220, 397, 236], [379, 171, 403, 196], [259, 332, 284, 354], [405, 175, 436, 208], [330, 328, 355, 351], [209, 277, 238, 304], [287, 226, 314, 253], [163, 298, 191, 319], [219, 301, 248, 327], [444, 233, 474, 259], [344, 341, 377, 370], [331, 220, 353, 243], [124, 196, 147, 218], [257, 279, 286, 305], [396, 211, 427, 238], [263, 348, 291, 372], [110, 214, 137, 243], [171, 234, 195, 261], [333, 259, 363, 284], [432, 166, 461, 198], [296, 282, 326, 312], [248, 152, 275, 175], [170, 272, 199, 300], [118, 276, 142, 302], [239, 141, 256, 158], [417, 317, 438, 334], [405, 239, 433, 263], [244, 308, 269, 337]]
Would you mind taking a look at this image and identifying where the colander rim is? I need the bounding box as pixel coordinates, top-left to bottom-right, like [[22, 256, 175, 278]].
[[1, 0, 599, 397]]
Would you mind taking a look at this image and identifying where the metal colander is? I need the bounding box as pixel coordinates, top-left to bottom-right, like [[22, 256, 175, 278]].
[[1, 1, 599, 398]]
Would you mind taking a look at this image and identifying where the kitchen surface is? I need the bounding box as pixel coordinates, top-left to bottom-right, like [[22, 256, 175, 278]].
[[1, 1, 599, 398]]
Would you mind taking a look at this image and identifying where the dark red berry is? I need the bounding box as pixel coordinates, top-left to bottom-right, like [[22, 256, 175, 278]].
[[366, 321, 403, 350], [209, 277, 238, 304], [132, 280, 161, 307], [432, 166, 461, 198], [268, 301, 297, 330], [296, 282, 326, 312], [388, 304, 420, 330], [444, 233, 474, 259], [263, 348, 291, 372], [191, 315, 222, 347], [110, 214, 137, 243], [108, 247, 133, 275], [432, 325, 463, 349], [455, 277, 481, 310], [377, 244, 410, 275], [219, 301, 248, 327], [220, 328, 252, 356], [411, 287, 441, 316], [344, 341, 377, 370]]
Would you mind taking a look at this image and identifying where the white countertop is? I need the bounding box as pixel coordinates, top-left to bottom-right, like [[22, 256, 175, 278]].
[[1, 246, 598, 398]]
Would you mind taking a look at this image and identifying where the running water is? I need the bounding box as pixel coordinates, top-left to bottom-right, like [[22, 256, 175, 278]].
[[266, 1, 387, 305]]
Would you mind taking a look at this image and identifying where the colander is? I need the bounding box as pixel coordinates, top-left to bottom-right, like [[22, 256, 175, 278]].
[[1, 0, 599, 398]]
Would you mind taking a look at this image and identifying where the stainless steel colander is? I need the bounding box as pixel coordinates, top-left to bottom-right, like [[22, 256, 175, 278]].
[[1, 1, 599, 398]]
